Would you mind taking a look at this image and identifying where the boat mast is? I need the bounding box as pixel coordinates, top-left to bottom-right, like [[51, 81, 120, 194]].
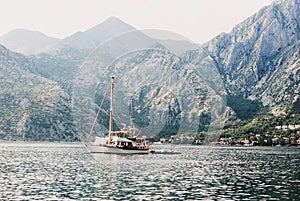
[[130, 98, 134, 136], [108, 76, 114, 142]]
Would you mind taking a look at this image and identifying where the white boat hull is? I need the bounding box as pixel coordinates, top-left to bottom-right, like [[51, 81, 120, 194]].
[[86, 144, 149, 154]]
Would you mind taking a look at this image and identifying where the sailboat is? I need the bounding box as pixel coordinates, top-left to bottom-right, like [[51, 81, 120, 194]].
[[86, 77, 150, 154]]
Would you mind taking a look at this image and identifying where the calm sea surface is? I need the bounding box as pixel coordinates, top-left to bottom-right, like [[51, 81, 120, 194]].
[[0, 142, 299, 200]]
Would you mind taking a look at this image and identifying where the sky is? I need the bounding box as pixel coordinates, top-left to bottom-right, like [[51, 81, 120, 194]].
[[0, 0, 275, 44]]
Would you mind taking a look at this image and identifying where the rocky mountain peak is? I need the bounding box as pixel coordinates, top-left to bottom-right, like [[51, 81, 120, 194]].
[[204, 0, 300, 106]]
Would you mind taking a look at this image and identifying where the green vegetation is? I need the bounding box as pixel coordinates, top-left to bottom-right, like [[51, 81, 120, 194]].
[[226, 95, 263, 120], [292, 100, 300, 114], [150, 100, 300, 146], [198, 112, 211, 132], [221, 101, 300, 146], [132, 106, 150, 128]]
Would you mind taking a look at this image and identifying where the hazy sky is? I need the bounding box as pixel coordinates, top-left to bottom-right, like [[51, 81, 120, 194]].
[[0, 0, 275, 44]]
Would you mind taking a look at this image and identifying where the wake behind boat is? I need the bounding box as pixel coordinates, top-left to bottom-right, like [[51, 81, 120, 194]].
[[86, 77, 149, 154]]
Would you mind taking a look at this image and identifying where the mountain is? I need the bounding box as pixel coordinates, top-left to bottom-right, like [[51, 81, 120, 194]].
[[157, 39, 200, 56], [179, 0, 300, 138], [28, 17, 143, 91], [0, 17, 137, 57], [203, 0, 299, 107], [51, 17, 136, 50], [0, 29, 60, 55], [73, 42, 227, 141], [1, 0, 299, 142], [46, 17, 198, 59], [0, 45, 77, 141]]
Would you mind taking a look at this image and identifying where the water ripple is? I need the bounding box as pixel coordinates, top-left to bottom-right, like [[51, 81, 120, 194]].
[[1, 142, 300, 200]]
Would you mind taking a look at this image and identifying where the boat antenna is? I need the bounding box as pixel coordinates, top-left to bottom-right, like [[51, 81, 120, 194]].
[[108, 76, 115, 142], [130, 98, 134, 136]]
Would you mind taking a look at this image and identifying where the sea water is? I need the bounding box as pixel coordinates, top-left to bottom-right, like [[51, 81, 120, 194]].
[[0, 141, 299, 200]]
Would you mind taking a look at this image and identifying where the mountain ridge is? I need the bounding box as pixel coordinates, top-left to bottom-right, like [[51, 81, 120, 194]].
[[0, 45, 76, 140], [0, 0, 299, 141], [0, 16, 198, 56], [0, 29, 60, 55], [204, 0, 299, 107]]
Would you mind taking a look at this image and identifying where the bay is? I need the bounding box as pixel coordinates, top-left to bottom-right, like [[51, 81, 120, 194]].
[[0, 141, 299, 200]]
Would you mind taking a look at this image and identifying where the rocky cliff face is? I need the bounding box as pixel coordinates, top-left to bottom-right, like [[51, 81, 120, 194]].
[[0, 45, 77, 141], [73, 36, 227, 140], [1, 0, 299, 141], [203, 0, 300, 107]]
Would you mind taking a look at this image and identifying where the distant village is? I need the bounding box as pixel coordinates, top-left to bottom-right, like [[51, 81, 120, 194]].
[[216, 131, 300, 146], [152, 125, 300, 146]]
